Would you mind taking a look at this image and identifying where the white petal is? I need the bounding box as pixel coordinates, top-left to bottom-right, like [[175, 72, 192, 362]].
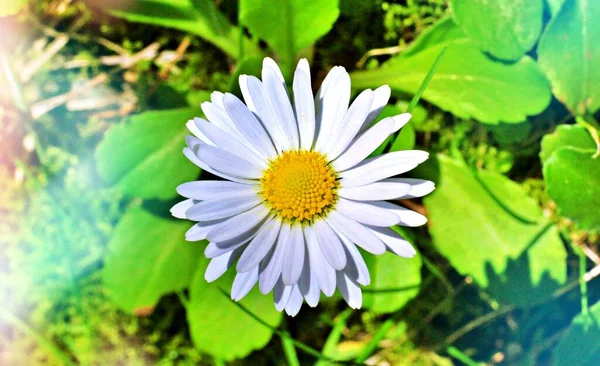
[[186, 195, 262, 221], [201, 101, 239, 136], [183, 146, 256, 185], [186, 218, 226, 241], [338, 179, 413, 201], [368, 226, 416, 258], [336, 198, 400, 227], [313, 220, 347, 270], [231, 266, 259, 301], [236, 216, 281, 273], [298, 254, 320, 307], [304, 226, 336, 296], [282, 225, 305, 285], [177, 181, 256, 200], [205, 238, 251, 258], [360, 85, 391, 133], [337, 271, 362, 309], [340, 150, 429, 187], [210, 91, 225, 108], [326, 211, 386, 255], [171, 199, 194, 219], [369, 201, 427, 227], [259, 223, 290, 294], [293, 59, 316, 150], [262, 65, 299, 149], [205, 247, 244, 283], [274, 279, 293, 312], [186, 119, 211, 144], [263, 57, 285, 83], [244, 76, 290, 151], [323, 89, 374, 160], [315, 66, 344, 117], [196, 144, 263, 179], [332, 113, 412, 171], [239, 74, 257, 113], [314, 69, 351, 151], [397, 178, 436, 198], [207, 204, 270, 243], [191, 117, 267, 168], [223, 93, 277, 159], [284, 284, 304, 317]]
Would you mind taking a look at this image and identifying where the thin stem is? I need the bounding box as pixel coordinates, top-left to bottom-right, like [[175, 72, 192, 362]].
[[281, 334, 300, 366], [446, 346, 481, 366], [406, 46, 447, 114], [579, 248, 589, 318], [315, 309, 353, 366], [355, 316, 396, 363], [443, 305, 515, 347]]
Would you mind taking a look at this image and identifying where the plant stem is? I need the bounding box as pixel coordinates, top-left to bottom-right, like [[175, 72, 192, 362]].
[[281, 333, 300, 366], [315, 309, 353, 366], [406, 46, 446, 114], [579, 248, 589, 318], [446, 346, 481, 366]]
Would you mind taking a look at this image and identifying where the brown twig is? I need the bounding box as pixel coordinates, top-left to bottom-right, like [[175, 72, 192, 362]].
[[159, 36, 191, 79]]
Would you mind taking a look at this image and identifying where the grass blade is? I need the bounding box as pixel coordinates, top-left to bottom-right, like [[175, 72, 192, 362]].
[[406, 46, 447, 113]]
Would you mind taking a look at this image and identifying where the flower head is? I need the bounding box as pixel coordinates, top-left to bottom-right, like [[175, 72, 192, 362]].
[[171, 57, 434, 316]]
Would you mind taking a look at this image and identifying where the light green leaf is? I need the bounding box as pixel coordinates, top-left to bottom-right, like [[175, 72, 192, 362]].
[[538, 0, 600, 114], [401, 17, 467, 58], [424, 156, 567, 306], [553, 301, 600, 365], [351, 39, 552, 124], [187, 261, 282, 361], [451, 0, 544, 60], [544, 148, 600, 231], [540, 124, 596, 163], [363, 228, 422, 313], [389, 124, 416, 152], [102, 207, 202, 314], [95, 108, 201, 200], [109, 0, 257, 59], [546, 0, 566, 16], [240, 0, 340, 74]]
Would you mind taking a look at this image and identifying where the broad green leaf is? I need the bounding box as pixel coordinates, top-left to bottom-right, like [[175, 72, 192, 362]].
[[538, 0, 600, 114], [240, 0, 340, 73], [187, 261, 282, 361], [553, 301, 600, 365], [424, 156, 567, 306], [363, 228, 422, 313], [102, 207, 202, 314], [451, 0, 544, 60], [547, 0, 566, 16], [540, 125, 596, 163], [95, 108, 201, 200], [109, 0, 257, 59], [401, 17, 467, 58], [544, 148, 600, 231], [487, 122, 532, 145], [351, 40, 552, 124], [389, 124, 416, 152], [0, 0, 26, 16]]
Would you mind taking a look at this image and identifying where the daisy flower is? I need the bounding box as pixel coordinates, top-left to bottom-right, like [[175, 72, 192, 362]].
[[171, 57, 434, 316]]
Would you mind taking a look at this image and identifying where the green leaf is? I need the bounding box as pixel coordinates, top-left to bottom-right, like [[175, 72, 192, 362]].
[[424, 156, 567, 306], [108, 0, 256, 59], [401, 17, 467, 58], [363, 228, 422, 313], [240, 0, 340, 73], [187, 261, 282, 361], [538, 0, 600, 114], [351, 39, 552, 124], [102, 207, 202, 314], [540, 124, 596, 163], [95, 108, 201, 200], [389, 124, 416, 152], [546, 0, 566, 16], [544, 148, 600, 231], [553, 301, 600, 365], [451, 0, 544, 60]]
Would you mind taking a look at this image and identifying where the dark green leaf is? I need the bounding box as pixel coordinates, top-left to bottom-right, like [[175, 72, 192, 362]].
[[451, 0, 544, 60], [102, 207, 202, 314], [95, 108, 202, 200], [351, 39, 552, 124], [553, 301, 600, 365], [538, 0, 600, 114]]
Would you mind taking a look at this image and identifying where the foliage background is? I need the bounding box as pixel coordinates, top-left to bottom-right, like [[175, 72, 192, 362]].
[[0, 0, 599, 364]]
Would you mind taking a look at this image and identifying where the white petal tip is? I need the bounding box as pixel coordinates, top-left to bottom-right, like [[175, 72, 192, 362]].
[[392, 113, 412, 131]]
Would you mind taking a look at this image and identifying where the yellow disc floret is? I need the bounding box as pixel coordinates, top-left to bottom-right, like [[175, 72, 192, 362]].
[[260, 150, 339, 224]]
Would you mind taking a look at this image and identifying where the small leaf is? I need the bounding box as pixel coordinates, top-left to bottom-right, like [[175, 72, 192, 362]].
[[553, 301, 600, 364], [187, 262, 282, 361], [538, 0, 600, 114], [351, 39, 552, 124], [95, 108, 202, 200], [540, 124, 596, 164], [102, 207, 203, 314], [544, 148, 600, 231], [363, 228, 422, 313], [451, 0, 544, 60], [108, 0, 257, 59], [424, 156, 567, 306], [240, 0, 340, 73]]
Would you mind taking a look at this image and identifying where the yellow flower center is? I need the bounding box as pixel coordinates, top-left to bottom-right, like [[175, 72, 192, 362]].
[[260, 150, 339, 224]]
